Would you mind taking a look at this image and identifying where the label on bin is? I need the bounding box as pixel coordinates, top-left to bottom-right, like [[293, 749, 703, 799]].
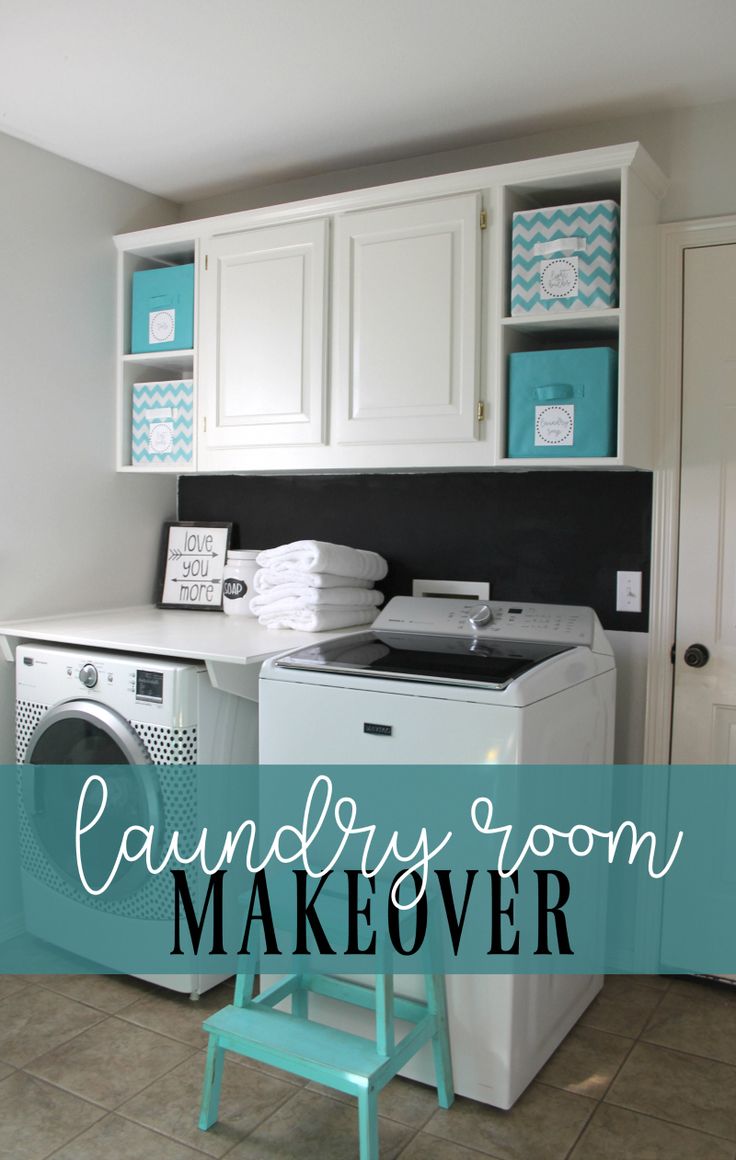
[[149, 421, 174, 454], [149, 308, 176, 344], [535, 404, 575, 446], [540, 257, 579, 299]]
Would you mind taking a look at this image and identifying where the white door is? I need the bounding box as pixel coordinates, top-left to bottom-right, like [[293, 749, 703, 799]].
[[198, 218, 328, 462], [672, 243, 736, 765], [666, 243, 736, 981], [331, 193, 482, 446]]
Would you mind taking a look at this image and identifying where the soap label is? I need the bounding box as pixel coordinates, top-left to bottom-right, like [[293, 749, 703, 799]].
[[223, 578, 248, 600], [535, 404, 575, 447], [149, 308, 176, 344]]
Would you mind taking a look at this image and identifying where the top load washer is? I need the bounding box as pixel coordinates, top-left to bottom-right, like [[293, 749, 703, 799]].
[[258, 597, 616, 1107], [259, 596, 615, 764]]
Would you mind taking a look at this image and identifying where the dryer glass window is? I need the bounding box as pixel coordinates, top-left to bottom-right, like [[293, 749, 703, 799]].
[[30, 716, 133, 764], [23, 706, 163, 898]]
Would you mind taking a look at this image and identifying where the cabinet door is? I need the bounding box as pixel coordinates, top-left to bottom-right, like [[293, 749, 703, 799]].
[[199, 218, 328, 455], [332, 193, 481, 446]]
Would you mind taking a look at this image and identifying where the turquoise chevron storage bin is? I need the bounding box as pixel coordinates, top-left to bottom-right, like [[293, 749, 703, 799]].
[[132, 380, 193, 465], [507, 347, 617, 458], [510, 200, 619, 315], [130, 263, 194, 353]]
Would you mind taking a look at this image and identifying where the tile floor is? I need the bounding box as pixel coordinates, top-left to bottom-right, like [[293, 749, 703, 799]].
[[0, 973, 734, 1159]]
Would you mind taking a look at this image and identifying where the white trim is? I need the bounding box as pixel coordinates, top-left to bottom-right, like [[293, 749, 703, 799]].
[[644, 215, 736, 763], [115, 142, 654, 251]]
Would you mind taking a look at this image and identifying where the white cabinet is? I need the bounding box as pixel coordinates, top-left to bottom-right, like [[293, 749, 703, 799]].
[[114, 142, 666, 474], [332, 194, 481, 448], [114, 230, 198, 472], [494, 152, 665, 468], [197, 218, 328, 468]]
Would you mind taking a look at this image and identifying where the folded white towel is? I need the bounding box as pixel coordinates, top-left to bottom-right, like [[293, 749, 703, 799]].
[[258, 606, 378, 632], [256, 540, 388, 582], [250, 586, 383, 616], [253, 568, 374, 593]]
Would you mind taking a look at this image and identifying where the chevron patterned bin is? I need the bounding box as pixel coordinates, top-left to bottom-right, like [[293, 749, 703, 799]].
[[510, 199, 619, 315], [132, 380, 193, 465]]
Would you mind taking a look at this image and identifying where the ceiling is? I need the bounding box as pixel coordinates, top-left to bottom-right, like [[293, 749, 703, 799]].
[[2, 0, 736, 205]]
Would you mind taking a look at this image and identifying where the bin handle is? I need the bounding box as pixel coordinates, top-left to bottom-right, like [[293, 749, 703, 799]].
[[534, 382, 580, 402]]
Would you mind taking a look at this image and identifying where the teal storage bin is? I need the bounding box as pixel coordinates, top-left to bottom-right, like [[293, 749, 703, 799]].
[[508, 347, 617, 458], [131, 263, 194, 353]]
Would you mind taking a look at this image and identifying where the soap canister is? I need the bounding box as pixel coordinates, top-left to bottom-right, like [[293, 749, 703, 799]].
[[222, 550, 260, 616]]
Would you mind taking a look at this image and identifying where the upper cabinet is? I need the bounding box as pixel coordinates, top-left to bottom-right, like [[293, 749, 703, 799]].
[[331, 193, 481, 449], [493, 153, 664, 468], [198, 218, 328, 467], [114, 230, 199, 472], [114, 142, 666, 474]]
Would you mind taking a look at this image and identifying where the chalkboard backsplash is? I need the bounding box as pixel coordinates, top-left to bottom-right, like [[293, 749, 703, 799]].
[[178, 471, 652, 632]]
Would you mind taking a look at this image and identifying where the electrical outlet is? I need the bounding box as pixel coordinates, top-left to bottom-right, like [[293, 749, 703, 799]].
[[616, 570, 642, 613]]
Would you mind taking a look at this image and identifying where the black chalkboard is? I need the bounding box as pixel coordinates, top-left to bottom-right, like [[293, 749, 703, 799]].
[[178, 471, 652, 632]]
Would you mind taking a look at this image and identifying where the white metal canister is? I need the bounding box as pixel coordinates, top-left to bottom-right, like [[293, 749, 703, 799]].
[[222, 550, 260, 616]]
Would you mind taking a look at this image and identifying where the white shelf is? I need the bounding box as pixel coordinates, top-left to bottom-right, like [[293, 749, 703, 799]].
[[501, 309, 619, 335], [122, 349, 194, 365], [0, 605, 357, 668], [496, 456, 626, 469], [0, 605, 362, 701], [117, 462, 196, 474]]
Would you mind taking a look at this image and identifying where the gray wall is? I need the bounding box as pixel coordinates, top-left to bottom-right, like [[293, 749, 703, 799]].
[[180, 97, 736, 225], [0, 132, 179, 932]]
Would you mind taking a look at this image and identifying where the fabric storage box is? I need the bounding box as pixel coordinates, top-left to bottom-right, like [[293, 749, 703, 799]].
[[131, 263, 194, 352], [507, 347, 617, 458], [132, 379, 193, 465], [510, 200, 619, 315]]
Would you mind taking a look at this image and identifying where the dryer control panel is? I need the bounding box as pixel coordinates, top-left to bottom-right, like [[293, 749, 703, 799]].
[[372, 596, 595, 646]]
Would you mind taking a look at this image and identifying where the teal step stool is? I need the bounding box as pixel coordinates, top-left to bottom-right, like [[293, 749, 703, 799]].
[[199, 971, 454, 1159]]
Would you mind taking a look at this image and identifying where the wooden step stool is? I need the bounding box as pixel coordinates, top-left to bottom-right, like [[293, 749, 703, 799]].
[[199, 971, 454, 1159]]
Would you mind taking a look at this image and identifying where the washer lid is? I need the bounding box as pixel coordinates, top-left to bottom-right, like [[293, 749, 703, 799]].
[[272, 630, 574, 690]]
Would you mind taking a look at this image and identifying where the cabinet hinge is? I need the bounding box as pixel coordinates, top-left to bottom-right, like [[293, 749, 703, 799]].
[[204, 254, 209, 271], [202, 416, 207, 433], [477, 400, 486, 422], [480, 209, 488, 231], [670, 642, 676, 665]]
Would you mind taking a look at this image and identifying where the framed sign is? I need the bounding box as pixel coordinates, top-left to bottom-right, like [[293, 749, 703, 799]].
[[156, 521, 232, 610]]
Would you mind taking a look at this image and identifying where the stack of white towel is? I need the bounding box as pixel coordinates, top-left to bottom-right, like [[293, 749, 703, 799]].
[[250, 539, 388, 631]]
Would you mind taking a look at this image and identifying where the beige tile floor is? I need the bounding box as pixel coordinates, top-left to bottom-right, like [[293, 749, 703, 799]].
[[0, 973, 734, 1159]]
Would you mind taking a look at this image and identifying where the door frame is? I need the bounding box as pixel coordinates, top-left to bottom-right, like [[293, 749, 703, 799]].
[[644, 214, 736, 762]]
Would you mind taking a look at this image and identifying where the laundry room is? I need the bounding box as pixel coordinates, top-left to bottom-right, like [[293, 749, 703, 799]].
[[2, 2, 736, 1157]]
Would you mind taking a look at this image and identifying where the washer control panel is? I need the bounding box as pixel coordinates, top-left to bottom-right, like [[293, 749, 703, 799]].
[[372, 596, 595, 646]]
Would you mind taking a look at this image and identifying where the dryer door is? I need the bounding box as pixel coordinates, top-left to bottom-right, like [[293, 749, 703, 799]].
[[26, 699, 151, 765], [22, 700, 162, 899]]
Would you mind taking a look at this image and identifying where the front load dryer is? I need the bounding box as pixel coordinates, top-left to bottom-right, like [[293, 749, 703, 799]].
[[16, 642, 257, 996], [258, 596, 616, 1107]]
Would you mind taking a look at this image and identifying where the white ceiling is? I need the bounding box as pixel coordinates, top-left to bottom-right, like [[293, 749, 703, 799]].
[[2, 0, 736, 205]]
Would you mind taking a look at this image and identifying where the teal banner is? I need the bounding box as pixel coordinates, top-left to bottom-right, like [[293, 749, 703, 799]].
[[1, 764, 733, 976]]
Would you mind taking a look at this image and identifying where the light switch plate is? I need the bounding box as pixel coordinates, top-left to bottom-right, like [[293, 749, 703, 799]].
[[616, 570, 642, 612]]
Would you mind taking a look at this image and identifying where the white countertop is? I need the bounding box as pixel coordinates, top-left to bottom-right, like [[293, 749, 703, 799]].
[[0, 606, 359, 698]]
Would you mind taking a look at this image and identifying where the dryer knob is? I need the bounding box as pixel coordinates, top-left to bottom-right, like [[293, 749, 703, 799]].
[[79, 663, 98, 689]]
